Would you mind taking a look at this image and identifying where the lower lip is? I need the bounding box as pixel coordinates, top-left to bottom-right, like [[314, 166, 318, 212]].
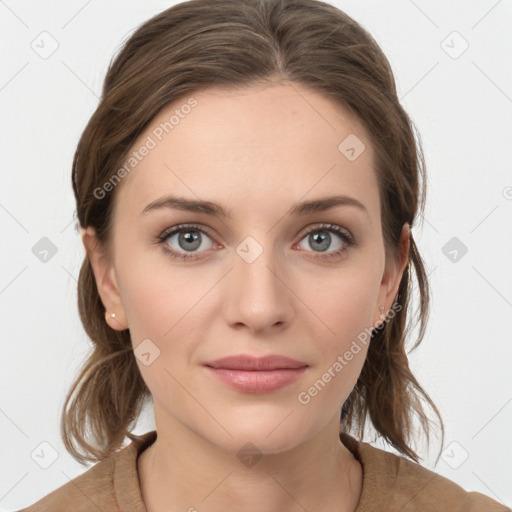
[[204, 366, 308, 393]]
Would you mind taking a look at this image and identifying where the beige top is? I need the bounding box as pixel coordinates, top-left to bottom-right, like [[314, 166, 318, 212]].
[[18, 430, 510, 511]]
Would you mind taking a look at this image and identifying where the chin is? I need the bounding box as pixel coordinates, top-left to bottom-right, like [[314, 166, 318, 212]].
[[204, 411, 316, 455]]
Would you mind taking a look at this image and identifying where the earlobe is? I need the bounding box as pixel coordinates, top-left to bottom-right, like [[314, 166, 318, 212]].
[[80, 227, 129, 331], [373, 222, 411, 328], [104, 310, 127, 331]]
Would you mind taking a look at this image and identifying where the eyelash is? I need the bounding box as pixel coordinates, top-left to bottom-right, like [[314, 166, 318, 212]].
[[156, 222, 356, 262]]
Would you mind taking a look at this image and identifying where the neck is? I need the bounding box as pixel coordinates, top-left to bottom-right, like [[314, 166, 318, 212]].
[[137, 416, 362, 512]]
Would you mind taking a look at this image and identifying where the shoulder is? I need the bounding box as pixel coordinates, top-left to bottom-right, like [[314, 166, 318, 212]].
[[17, 456, 117, 512], [389, 453, 509, 511], [340, 433, 510, 512], [14, 431, 157, 512]]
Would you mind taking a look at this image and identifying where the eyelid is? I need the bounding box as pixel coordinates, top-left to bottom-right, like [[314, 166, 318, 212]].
[[156, 221, 356, 261], [157, 222, 353, 245], [297, 222, 353, 242], [157, 222, 216, 242]]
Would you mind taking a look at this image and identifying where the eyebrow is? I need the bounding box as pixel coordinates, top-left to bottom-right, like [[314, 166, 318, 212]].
[[141, 193, 369, 218]]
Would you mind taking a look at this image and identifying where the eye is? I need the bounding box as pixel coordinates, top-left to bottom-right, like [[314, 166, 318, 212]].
[[156, 222, 356, 262], [295, 223, 356, 261], [157, 223, 217, 261]]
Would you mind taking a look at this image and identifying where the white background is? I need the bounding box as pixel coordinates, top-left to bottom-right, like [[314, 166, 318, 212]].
[[1, 0, 511, 509]]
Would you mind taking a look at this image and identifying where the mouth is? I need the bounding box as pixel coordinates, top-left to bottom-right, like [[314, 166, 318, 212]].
[[203, 354, 309, 393], [203, 354, 308, 371]]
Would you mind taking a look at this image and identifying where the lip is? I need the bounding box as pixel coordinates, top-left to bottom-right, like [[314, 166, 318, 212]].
[[203, 354, 308, 371], [203, 355, 309, 393]]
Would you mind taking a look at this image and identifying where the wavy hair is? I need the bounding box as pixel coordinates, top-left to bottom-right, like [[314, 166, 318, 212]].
[[63, 0, 444, 465]]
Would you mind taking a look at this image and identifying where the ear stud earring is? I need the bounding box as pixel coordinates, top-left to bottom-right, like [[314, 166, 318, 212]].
[[105, 311, 116, 322]]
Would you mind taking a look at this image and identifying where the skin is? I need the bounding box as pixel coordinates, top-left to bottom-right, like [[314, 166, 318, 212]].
[[82, 80, 410, 512]]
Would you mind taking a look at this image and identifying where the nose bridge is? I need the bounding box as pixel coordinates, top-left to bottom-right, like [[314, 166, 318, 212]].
[[226, 232, 291, 329], [236, 232, 282, 295]]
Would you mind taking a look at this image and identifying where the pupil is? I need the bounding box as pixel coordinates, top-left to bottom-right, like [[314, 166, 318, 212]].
[[180, 230, 200, 250], [312, 232, 330, 252]]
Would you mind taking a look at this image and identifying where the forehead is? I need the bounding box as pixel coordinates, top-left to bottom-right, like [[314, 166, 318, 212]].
[[113, 82, 379, 223]]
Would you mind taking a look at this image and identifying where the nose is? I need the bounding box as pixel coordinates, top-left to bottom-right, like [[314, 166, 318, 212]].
[[223, 239, 293, 334]]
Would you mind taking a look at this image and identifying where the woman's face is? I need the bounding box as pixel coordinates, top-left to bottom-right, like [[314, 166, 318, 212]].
[[85, 81, 409, 454]]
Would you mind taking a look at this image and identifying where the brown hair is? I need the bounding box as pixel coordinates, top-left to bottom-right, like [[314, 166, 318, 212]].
[[64, 0, 444, 465]]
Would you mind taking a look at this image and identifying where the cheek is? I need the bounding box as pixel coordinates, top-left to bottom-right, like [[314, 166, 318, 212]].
[[295, 264, 380, 339], [117, 255, 216, 399], [118, 262, 208, 401], [115, 240, 201, 339], [121, 276, 175, 341], [293, 266, 378, 395]]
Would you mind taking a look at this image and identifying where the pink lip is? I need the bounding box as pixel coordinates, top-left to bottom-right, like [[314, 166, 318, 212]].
[[203, 355, 309, 393], [204, 354, 308, 371]]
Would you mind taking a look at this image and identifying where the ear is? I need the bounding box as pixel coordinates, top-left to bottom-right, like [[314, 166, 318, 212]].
[[80, 226, 128, 331], [373, 222, 410, 328]]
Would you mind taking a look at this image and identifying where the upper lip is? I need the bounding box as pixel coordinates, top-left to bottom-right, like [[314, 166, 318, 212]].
[[204, 355, 308, 371]]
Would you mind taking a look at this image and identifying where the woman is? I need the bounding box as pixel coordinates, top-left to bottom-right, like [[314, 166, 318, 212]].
[[18, 0, 509, 510]]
